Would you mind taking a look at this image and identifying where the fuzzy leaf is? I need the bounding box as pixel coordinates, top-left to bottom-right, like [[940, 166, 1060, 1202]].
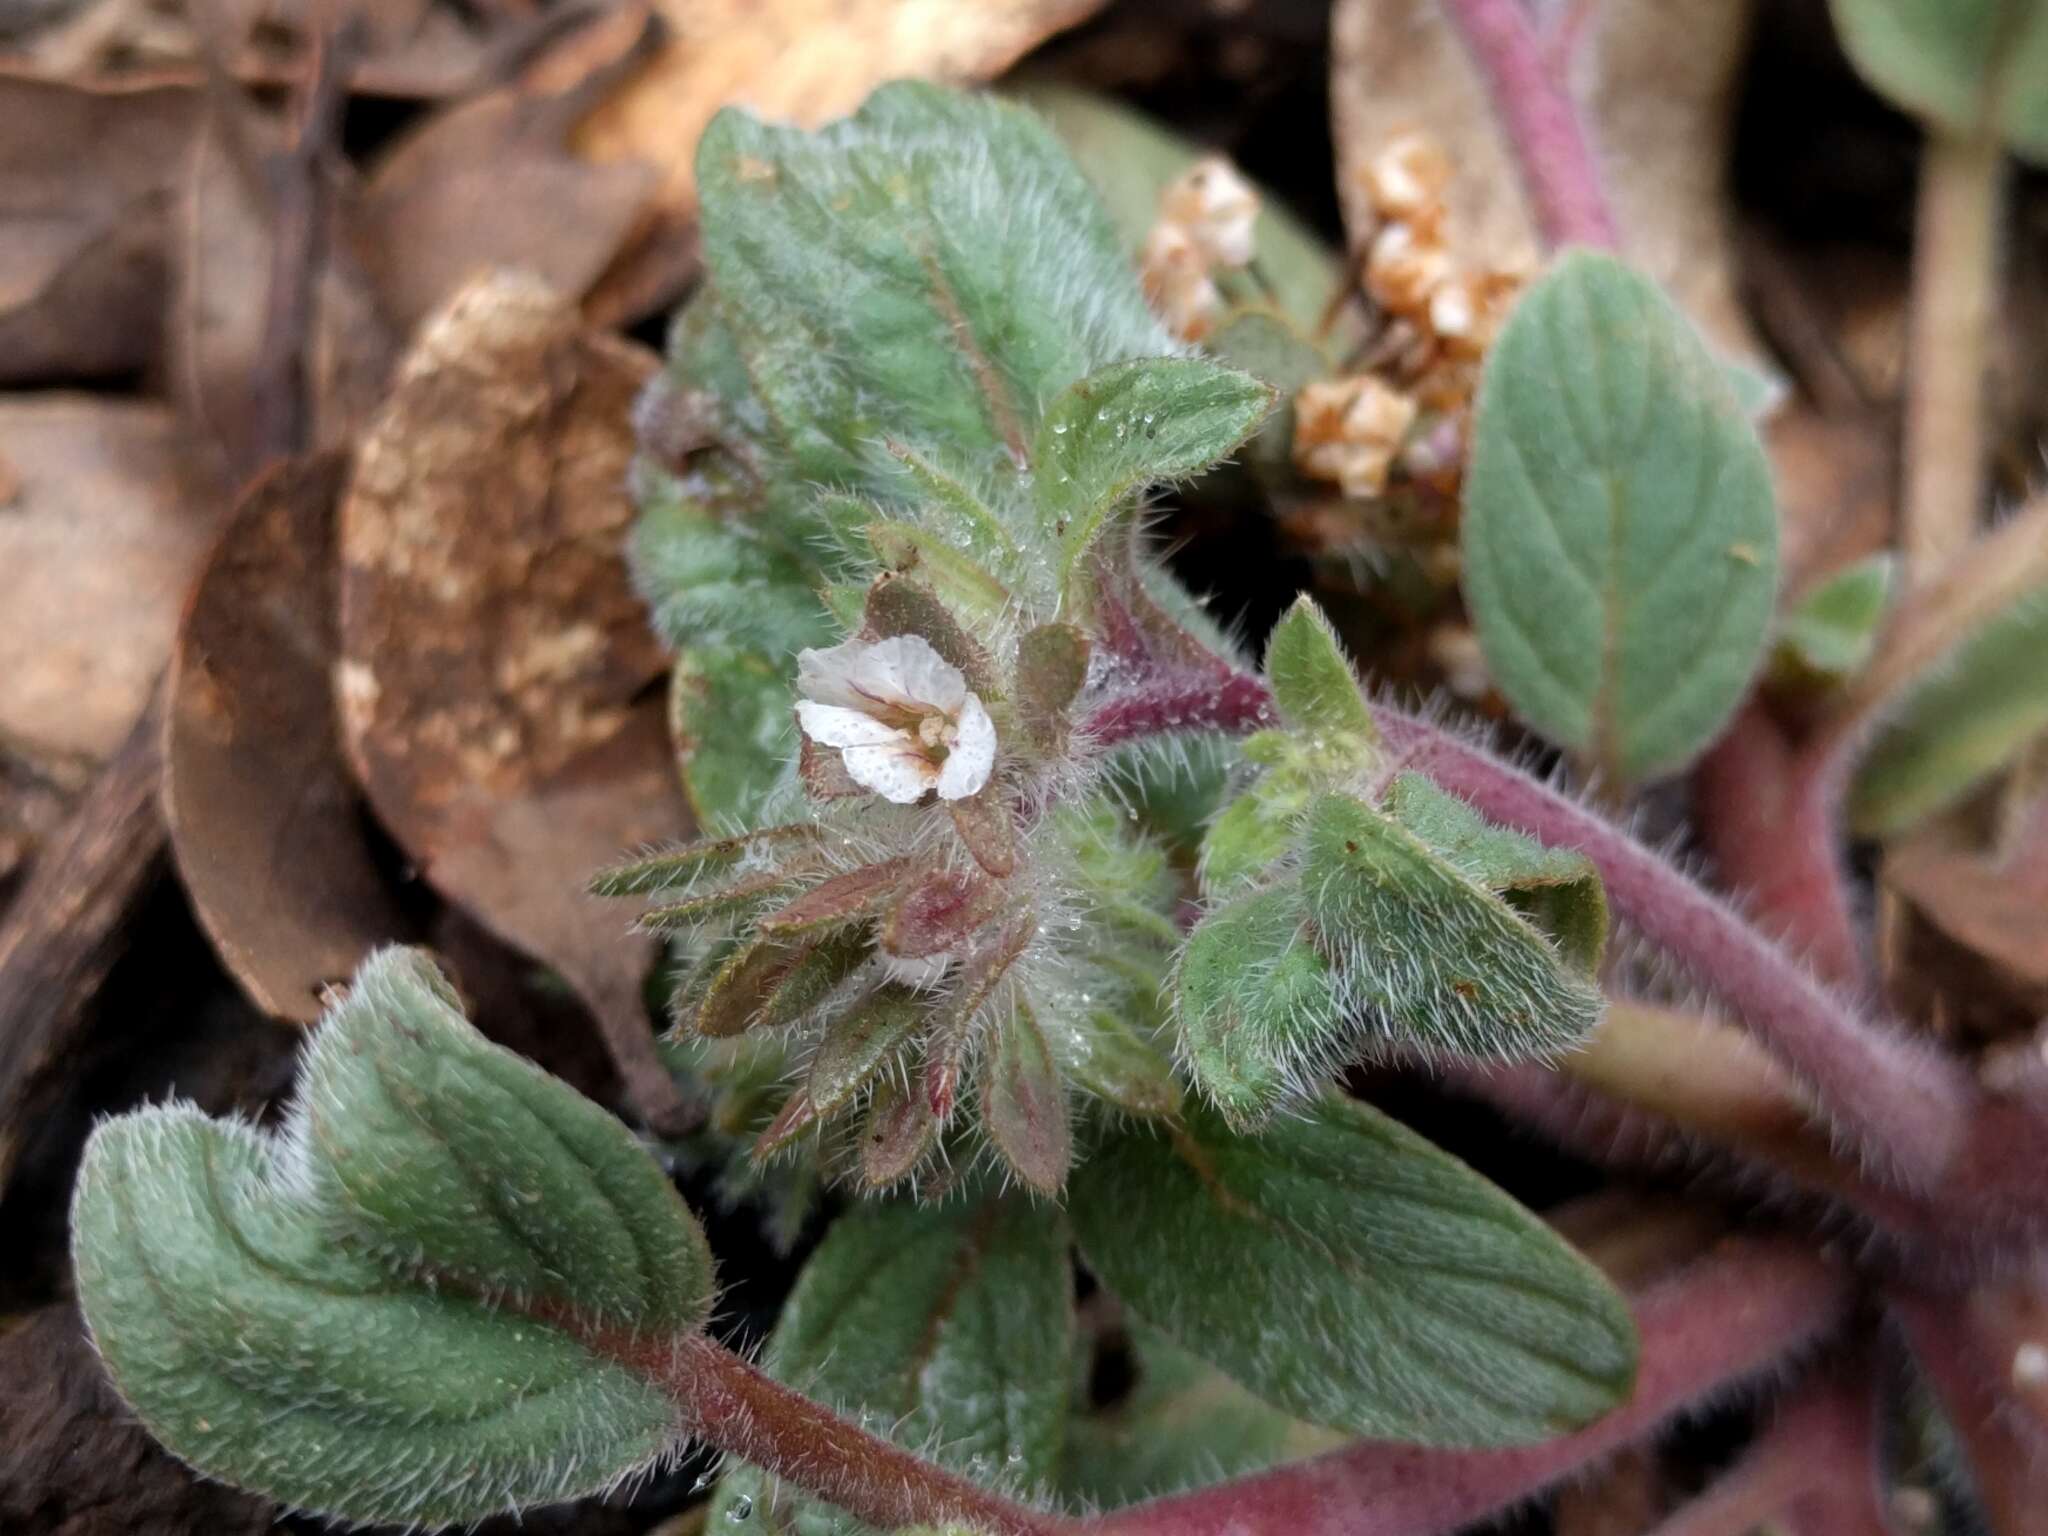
[[949, 790, 1022, 878], [1463, 250, 1780, 784], [1068, 1096, 1637, 1447], [859, 1075, 942, 1189], [1301, 792, 1604, 1058], [1016, 623, 1092, 756], [1828, 0, 2048, 158], [1380, 772, 1608, 975], [1060, 1326, 1346, 1509], [982, 1000, 1073, 1193], [1034, 357, 1272, 578], [1849, 589, 2048, 836], [760, 859, 915, 937], [695, 83, 1173, 505], [670, 644, 795, 828], [1052, 1009, 1183, 1118], [865, 519, 1014, 621], [883, 869, 1008, 959], [1776, 553, 1897, 681], [1264, 596, 1379, 743], [1175, 880, 1338, 1128], [810, 988, 927, 1113], [631, 491, 833, 657], [591, 824, 819, 898], [712, 1194, 1073, 1535], [72, 948, 710, 1527]]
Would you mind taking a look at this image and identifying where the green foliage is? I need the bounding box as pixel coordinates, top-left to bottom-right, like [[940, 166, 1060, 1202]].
[[1463, 250, 1780, 785], [1828, 0, 2048, 158], [1849, 589, 2048, 836], [1034, 356, 1272, 594], [670, 643, 799, 827], [713, 1193, 1073, 1535], [71, 949, 712, 1527], [1060, 1326, 1347, 1509], [1775, 553, 1897, 683], [1068, 1097, 1637, 1448]]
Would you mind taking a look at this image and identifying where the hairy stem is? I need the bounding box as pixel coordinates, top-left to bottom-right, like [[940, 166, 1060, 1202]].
[[1082, 1239, 1847, 1536], [611, 1332, 1069, 1536], [1436, 0, 1619, 250], [1692, 703, 1863, 986], [1378, 706, 1970, 1192], [1902, 129, 2005, 578]]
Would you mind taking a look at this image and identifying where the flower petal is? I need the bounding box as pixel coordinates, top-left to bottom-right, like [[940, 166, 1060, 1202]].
[[936, 693, 996, 801], [841, 742, 939, 804], [795, 701, 902, 749], [869, 634, 967, 713], [877, 951, 953, 989], [796, 640, 879, 711]]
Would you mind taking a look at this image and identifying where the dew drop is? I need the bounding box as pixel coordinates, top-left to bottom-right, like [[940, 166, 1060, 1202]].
[[1052, 422, 1069, 435], [727, 1494, 755, 1524]]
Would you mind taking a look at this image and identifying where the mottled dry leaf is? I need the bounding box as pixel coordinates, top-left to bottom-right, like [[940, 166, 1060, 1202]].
[[0, 71, 198, 384], [164, 454, 417, 1024], [570, 0, 1110, 318], [1330, 0, 1768, 366], [355, 5, 661, 335], [337, 272, 692, 1130], [0, 397, 211, 761]]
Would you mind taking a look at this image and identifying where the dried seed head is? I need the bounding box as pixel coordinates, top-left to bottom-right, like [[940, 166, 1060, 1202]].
[[1365, 222, 1454, 317], [1361, 131, 1452, 226], [1140, 222, 1223, 343], [1160, 154, 1261, 270], [1293, 376, 1419, 499]]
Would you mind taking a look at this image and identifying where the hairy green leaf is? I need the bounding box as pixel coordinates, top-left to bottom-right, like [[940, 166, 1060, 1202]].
[[1068, 1097, 1637, 1447], [1061, 1325, 1346, 1509], [1264, 596, 1379, 743], [713, 1194, 1073, 1534], [1850, 588, 2048, 836], [72, 948, 711, 1527], [1828, 0, 2048, 157], [1463, 250, 1780, 783], [670, 644, 796, 828], [1175, 880, 1337, 1128], [982, 1000, 1073, 1193], [1034, 357, 1271, 580], [696, 82, 1174, 507], [1302, 792, 1603, 1059]]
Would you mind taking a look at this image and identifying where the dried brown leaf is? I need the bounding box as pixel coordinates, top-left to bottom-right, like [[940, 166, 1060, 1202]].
[[1888, 798, 2048, 995], [171, 101, 395, 483], [0, 71, 197, 384], [354, 5, 661, 336], [163, 453, 417, 1024], [0, 397, 210, 762], [336, 271, 691, 1131], [569, 0, 1111, 320]]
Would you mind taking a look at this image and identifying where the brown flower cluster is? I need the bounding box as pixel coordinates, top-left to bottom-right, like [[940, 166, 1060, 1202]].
[[1293, 132, 1529, 501], [1139, 155, 1261, 343]]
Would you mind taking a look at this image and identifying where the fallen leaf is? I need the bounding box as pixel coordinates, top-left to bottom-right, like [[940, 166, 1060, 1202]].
[[1329, 0, 1770, 368], [570, 0, 1110, 320], [171, 98, 395, 483], [336, 271, 692, 1132], [163, 454, 418, 1024], [1888, 796, 2048, 994], [354, 3, 662, 336], [0, 70, 198, 384], [0, 397, 211, 762]]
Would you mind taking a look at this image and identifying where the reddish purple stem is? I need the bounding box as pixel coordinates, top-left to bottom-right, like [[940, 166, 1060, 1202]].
[[1436, 0, 1620, 250], [1082, 1240, 1847, 1536]]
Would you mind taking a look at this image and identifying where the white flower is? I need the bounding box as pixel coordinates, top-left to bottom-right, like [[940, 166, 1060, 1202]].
[[794, 635, 996, 804]]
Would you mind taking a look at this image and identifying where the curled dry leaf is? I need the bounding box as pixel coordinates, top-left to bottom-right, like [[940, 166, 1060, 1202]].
[[1887, 796, 2048, 996], [336, 271, 692, 1132], [163, 454, 417, 1024], [1330, 0, 1769, 368], [0, 397, 211, 763], [568, 0, 1111, 319], [354, 2, 662, 336], [0, 71, 199, 385]]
